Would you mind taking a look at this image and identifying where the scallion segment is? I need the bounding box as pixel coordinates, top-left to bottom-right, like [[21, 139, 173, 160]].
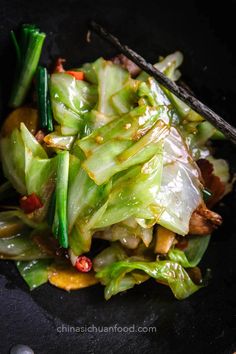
[[202, 188, 212, 202], [9, 24, 46, 108], [36, 67, 54, 132], [46, 82, 54, 133], [53, 151, 69, 248], [36, 66, 48, 128]]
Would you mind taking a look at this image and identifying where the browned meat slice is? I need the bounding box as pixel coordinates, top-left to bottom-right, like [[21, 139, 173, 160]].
[[197, 158, 225, 208], [189, 204, 222, 235], [112, 54, 141, 76]]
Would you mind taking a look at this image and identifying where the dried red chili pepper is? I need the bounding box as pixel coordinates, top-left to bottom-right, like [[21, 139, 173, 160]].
[[75, 256, 92, 273], [20, 193, 43, 214], [66, 71, 84, 80]]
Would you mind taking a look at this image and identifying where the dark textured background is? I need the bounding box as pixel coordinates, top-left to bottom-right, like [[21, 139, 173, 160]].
[[0, 1, 236, 353]]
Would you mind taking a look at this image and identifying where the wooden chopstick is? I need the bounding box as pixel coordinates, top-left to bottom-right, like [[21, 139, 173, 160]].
[[89, 21, 236, 145]]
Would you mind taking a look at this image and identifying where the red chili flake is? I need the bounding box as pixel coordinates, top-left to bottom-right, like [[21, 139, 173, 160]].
[[20, 193, 43, 214], [75, 256, 92, 273], [66, 71, 84, 80]]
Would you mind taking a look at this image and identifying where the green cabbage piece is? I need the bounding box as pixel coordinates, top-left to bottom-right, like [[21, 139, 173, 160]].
[[25, 153, 57, 205], [67, 154, 111, 255], [78, 105, 169, 185], [94, 144, 163, 228], [0, 128, 26, 194], [50, 72, 97, 135], [67, 154, 110, 230], [90, 57, 130, 116], [16, 259, 51, 289], [0, 231, 50, 260], [168, 235, 210, 267], [137, 51, 183, 82], [138, 52, 204, 126], [96, 259, 201, 300], [50, 58, 130, 135], [80, 62, 98, 84], [0, 210, 47, 230], [93, 243, 128, 272], [111, 78, 139, 114], [153, 127, 203, 235], [21, 122, 47, 158], [138, 78, 171, 107], [137, 78, 180, 126], [93, 243, 149, 296], [0, 124, 58, 219], [95, 218, 153, 249]]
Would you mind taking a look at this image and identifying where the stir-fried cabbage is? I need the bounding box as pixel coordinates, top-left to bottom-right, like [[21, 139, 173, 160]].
[[0, 47, 228, 300]]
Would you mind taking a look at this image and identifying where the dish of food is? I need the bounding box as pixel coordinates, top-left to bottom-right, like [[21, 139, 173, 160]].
[[0, 23, 233, 301]]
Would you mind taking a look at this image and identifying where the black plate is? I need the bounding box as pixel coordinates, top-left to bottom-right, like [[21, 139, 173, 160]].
[[0, 1, 236, 353]]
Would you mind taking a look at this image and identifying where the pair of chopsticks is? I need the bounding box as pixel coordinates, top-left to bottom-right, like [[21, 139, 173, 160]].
[[89, 21, 236, 145]]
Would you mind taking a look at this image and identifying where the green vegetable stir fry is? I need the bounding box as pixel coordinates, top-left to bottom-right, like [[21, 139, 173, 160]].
[[0, 25, 232, 299]]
